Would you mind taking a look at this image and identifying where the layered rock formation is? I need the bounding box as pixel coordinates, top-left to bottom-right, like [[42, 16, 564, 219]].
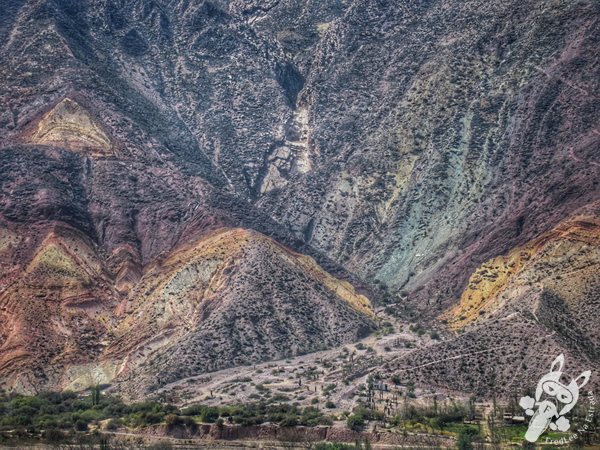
[[0, 221, 119, 392], [0, 0, 598, 396], [0, 221, 375, 394], [385, 204, 600, 396], [29, 98, 112, 154], [105, 228, 373, 396]]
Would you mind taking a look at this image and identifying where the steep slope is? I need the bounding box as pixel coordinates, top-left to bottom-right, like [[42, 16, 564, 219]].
[[384, 205, 600, 396], [103, 228, 374, 397], [443, 212, 600, 331], [0, 224, 374, 394], [0, 222, 119, 392], [2, 0, 596, 309], [0, 0, 598, 399], [256, 0, 599, 314]]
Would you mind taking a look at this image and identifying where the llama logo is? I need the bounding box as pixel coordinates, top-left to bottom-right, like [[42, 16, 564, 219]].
[[520, 354, 591, 442]]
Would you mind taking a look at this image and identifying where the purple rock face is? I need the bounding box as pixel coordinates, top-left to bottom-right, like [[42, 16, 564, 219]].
[[0, 0, 598, 397]]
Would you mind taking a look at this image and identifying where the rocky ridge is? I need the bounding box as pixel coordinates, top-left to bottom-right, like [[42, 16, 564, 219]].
[[0, 0, 598, 396]]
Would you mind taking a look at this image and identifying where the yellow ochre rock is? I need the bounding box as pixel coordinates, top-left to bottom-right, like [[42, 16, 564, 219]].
[[31, 98, 111, 153]]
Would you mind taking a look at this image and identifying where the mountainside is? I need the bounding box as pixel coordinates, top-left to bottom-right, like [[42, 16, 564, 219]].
[[385, 204, 600, 396], [255, 0, 600, 310], [0, 0, 598, 398], [0, 222, 375, 394], [105, 227, 374, 398]]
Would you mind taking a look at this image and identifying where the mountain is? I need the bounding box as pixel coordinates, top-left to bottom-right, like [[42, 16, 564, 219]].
[[0, 0, 598, 397], [0, 221, 374, 393], [385, 204, 600, 396], [104, 227, 374, 398]]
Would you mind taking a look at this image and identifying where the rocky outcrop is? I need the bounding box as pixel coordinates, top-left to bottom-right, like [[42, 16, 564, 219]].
[[384, 204, 600, 395], [0, 0, 597, 398], [29, 98, 112, 154], [105, 228, 374, 396]]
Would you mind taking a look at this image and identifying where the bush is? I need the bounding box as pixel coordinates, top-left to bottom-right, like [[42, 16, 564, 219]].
[[143, 412, 164, 425], [325, 401, 336, 409], [74, 419, 88, 432], [43, 428, 64, 443], [346, 414, 364, 431], [201, 407, 219, 423], [279, 415, 298, 427], [165, 414, 183, 428], [457, 427, 479, 450], [181, 404, 204, 416], [79, 408, 105, 422], [165, 414, 196, 432], [106, 418, 122, 430]]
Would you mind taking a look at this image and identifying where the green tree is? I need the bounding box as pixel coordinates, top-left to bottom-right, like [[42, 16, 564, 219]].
[[457, 427, 479, 450], [91, 385, 101, 406], [74, 419, 88, 432], [346, 414, 364, 431]]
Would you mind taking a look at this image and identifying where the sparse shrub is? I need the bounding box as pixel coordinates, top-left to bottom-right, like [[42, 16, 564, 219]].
[[280, 415, 298, 427], [457, 427, 479, 450], [74, 419, 88, 432], [346, 414, 365, 431]]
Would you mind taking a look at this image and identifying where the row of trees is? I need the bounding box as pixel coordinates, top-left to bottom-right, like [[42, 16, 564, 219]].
[[0, 388, 335, 445]]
